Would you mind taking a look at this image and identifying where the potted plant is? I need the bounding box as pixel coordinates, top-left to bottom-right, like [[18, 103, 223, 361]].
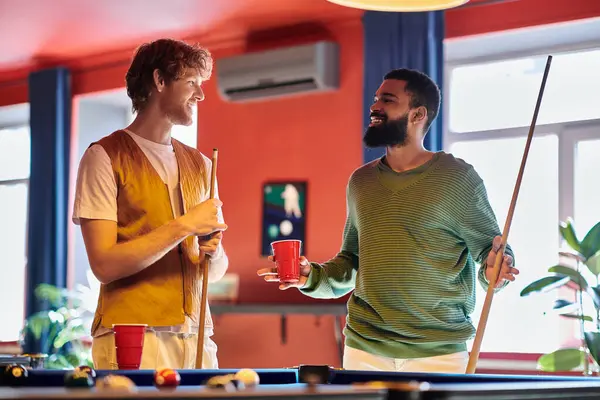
[[20, 271, 99, 369], [520, 219, 600, 374]]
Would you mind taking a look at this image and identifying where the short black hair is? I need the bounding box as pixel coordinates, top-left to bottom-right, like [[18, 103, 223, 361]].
[[383, 68, 441, 133]]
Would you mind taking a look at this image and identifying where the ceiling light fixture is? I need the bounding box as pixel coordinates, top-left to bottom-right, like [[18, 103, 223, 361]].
[[326, 0, 470, 12]]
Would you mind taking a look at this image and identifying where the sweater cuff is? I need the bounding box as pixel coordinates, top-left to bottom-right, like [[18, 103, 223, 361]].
[[479, 264, 509, 292], [299, 263, 322, 292]]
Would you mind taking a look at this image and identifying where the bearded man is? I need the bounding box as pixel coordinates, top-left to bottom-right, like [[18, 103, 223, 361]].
[[258, 68, 519, 373]]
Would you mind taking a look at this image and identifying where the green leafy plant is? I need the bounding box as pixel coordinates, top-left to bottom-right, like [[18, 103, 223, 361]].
[[20, 273, 99, 369], [520, 219, 600, 374]]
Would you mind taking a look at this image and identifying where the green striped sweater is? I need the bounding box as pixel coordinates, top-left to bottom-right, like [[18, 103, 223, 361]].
[[300, 151, 514, 359]]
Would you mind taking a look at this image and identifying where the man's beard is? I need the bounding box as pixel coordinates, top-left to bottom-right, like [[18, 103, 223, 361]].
[[363, 113, 409, 148], [161, 97, 195, 126]]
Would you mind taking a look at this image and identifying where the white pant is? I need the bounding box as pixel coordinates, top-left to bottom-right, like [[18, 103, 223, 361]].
[[343, 345, 469, 373], [92, 331, 219, 370]]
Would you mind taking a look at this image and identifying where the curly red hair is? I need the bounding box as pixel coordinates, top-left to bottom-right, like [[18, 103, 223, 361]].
[[125, 38, 213, 112]]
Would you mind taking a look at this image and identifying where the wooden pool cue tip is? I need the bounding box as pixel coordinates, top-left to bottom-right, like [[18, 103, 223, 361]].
[[195, 148, 218, 369], [465, 55, 553, 374]]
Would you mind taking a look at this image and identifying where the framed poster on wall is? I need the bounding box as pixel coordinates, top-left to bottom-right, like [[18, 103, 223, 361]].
[[261, 181, 307, 256]]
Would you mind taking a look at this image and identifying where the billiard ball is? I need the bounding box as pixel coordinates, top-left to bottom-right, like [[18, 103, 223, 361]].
[[206, 374, 237, 391], [154, 368, 181, 388], [95, 374, 137, 392], [74, 365, 96, 379], [64, 370, 94, 388], [234, 369, 259, 387], [3, 364, 28, 386]]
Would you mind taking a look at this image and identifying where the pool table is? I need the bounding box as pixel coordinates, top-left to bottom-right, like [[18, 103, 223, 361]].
[[2, 365, 600, 399]]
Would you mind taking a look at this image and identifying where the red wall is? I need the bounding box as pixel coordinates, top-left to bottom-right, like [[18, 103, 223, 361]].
[[197, 19, 362, 368], [197, 23, 362, 305]]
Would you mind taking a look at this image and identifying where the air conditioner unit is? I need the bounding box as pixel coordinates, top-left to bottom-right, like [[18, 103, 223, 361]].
[[216, 41, 339, 102]]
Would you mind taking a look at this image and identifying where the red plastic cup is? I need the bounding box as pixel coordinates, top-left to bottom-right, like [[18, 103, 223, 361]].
[[113, 324, 146, 370], [271, 239, 302, 283]]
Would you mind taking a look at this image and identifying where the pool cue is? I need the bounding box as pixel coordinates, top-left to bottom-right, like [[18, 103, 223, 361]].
[[466, 55, 553, 374], [195, 148, 219, 369]]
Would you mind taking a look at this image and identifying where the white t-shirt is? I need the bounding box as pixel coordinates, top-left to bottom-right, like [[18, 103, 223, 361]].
[[72, 129, 227, 337]]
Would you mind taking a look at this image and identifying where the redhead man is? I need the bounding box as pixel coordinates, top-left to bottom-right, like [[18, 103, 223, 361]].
[[73, 38, 228, 370]]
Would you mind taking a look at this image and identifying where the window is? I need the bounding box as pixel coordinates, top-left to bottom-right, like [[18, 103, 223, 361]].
[[446, 45, 600, 354], [171, 113, 198, 148], [0, 126, 30, 341], [574, 138, 600, 236], [449, 48, 600, 133], [450, 135, 560, 353]]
